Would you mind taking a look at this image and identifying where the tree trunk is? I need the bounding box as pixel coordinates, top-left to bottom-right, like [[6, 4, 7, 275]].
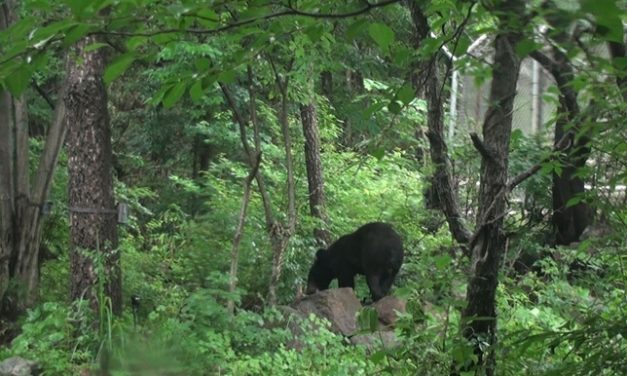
[[461, 2, 523, 372], [300, 102, 331, 246], [551, 109, 591, 245], [268, 66, 296, 305], [227, 153, 261, 314], [65, 36, 121, 315], [220, 65, 289, 306], [530, 2, 592, 246], [0, 0, 68, 321], [320, 71, 333, 97], [406, 0, 472, 246]]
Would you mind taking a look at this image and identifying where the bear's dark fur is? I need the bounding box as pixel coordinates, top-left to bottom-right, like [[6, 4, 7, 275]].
[[306, 222, 404, 301]]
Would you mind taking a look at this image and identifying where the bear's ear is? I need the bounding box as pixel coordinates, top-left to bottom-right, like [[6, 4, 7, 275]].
[[315, 248, 327, 259]]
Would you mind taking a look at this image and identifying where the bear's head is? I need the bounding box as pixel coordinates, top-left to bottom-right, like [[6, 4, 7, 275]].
[[306, 248, 333, 295]]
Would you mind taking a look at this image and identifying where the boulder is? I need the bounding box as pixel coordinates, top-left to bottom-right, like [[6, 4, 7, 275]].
[[371, 296, 406, 328], [293, 288, 361, 336], [0, 357, 41, 376]]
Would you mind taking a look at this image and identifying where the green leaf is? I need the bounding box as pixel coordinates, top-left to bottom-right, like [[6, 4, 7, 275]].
[[83, 42, 109, 52], [346, 19, 367, 40], [396, 85, 415, 105], [305, 24, 325, 42], [126, 36, 147, 51], [388, 101, 401, 114], [566, 195, 583, 208], [581, 0, 623, 42], [435, 254, 452, 269], [453, 35, 471, 57], [363, 102, 386, 119], [104, 53, 136, 83], [195, 58, 211, 72], [370, 350, 386, 364], [515, 38, 541, 57], [163, 82, 187, 108], [371, 148, 385, 160], [217, 70, 236, 84], [63, 24, 91, 46], [189, 81, 203, 102], [368, 23, 395, 51], [64, 0, 92, 17], [4, 67, 30, 96], [357, 307, 379, 332]]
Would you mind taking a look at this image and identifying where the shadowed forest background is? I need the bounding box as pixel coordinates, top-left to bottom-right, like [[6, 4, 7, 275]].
[[0, 0, 625, 375]]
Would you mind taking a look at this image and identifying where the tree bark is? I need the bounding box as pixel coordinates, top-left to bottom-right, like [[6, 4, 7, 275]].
[[530, 43, 591, 245], [219, 66, 289, 306], [267, 61, 296, 305], [608, 41, 627, 101], [227, 153, 261, 314], [0, 0, 68, 321], [461, 1, 523, 373], [65, 36, 121, 315], [406, 0, 472, 246], [300, 102, 331, 246]]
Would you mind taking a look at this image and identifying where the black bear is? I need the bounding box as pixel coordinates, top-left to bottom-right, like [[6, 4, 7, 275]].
[[306, 222, 404, 301]]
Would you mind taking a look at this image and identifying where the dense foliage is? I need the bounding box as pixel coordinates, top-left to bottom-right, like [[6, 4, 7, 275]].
[[0, 0, 625, 375]]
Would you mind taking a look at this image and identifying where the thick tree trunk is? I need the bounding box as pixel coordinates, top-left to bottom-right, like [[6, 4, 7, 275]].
[[461, 3, 523, 372], [65, 36, 121, 315], [300, 102, 331, 246]]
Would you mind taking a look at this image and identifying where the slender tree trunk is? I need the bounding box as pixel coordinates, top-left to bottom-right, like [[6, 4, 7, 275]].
[[0, 0, 67, 321], [267, 64, 296, 305], [220, 65, 289, 306], [461, 2, 523, 373], [406, 0, 472, 247], [227, 154, 261, 314], [65, 36, 121, 315], [320, 71, 332, 97], [300, 102, 331, 246], [530, 1, 592, 245], [0, 89, 13, 317]]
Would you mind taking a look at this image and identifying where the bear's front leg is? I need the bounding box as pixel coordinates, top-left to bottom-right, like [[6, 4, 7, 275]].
[[366, 274, 385, 301], [337, 272, 355, 289]]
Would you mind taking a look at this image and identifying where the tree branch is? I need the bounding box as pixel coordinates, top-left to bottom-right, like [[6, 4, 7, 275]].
[[95, 0, 402, 38], [506, 131, 572, 191], [31, 81, 55, 110], [470, 132, 497, 163]]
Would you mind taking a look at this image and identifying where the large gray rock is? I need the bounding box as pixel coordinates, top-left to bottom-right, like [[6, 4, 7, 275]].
[[372, 296, 406, 328], [0, 357, 41, 376], [293, 288, 361, 335]]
